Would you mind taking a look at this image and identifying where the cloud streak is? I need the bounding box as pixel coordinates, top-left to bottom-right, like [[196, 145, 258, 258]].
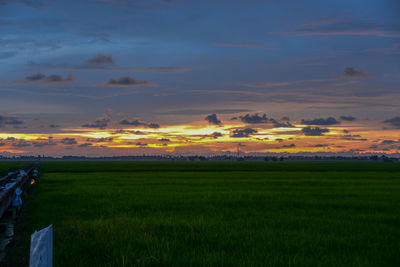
[[276, 20, 400, 38], [342, 67, 372, 78], [18, 73, 77, 84], [85, 53, 114, 66], [103, 76, 155, 87], [211, 41, 273, 50]]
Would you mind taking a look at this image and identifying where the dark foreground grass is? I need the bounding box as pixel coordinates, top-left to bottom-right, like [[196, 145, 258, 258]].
[[0, 161, 27, 176], [5, 161, 400, 266]]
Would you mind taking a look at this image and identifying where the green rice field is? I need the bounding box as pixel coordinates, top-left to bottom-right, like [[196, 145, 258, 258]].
[[4, 161, 400, 266]]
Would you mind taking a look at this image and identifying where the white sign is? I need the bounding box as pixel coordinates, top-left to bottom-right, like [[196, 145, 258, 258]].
[[30, 225, 53, 267]]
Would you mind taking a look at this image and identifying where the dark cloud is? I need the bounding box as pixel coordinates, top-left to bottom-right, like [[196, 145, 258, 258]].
[[211, 132, 223, 139], [340, 116, 357, 121], [205, 113, 222, 125], [342, 67, 372, 78], [120, 119, 147, 126], [82, 114, 111, 129], [381, 140, 400, 144], [0, 115, 24, 128], [384, 117, 400, 128], [301, 117, 340, 126], [135, 142, 147, 146], [19, 73, 76, 84], [301, 127, 330, 136], [32, 137, 57, 147], [119, 119, 159, 128], [240, 113, 268, 124], [231, 128, 257, 138], [45, 74, 76, 83], [49, 124, 59, 128], [12, 139, 30, 147], [78, 143, 92, 148], [104, 76, 154, 87], [24, 73, 45, 82], [270, 119, 294, 128], [148, 123, 160, 129], [341, 135, 367, 141], [283, 144, 296, 148], [158, 138, 170, 142], [86, 137, 113, 142], [85, 53, 114, 66], [314, 144, 329, 147], [61, 138, 77, 145]]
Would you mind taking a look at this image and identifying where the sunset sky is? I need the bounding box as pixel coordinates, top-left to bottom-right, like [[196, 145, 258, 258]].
[[1, 0, 399, 156]]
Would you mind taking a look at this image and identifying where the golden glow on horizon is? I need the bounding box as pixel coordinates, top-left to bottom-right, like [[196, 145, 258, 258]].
[[0, 121, 399, 155]]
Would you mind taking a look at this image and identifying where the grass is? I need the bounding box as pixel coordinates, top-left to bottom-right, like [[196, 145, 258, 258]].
[[5, 161, 400, 266], [0, 161, 27, 176]]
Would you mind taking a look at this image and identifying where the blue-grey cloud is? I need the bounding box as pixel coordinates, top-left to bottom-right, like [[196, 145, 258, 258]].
[[301, 117, 340, 126], [0, 115, 24, 128], [342, 67, 372, 78], [85, 53, 114, 66], [301, 127, 330, 136], [82, 114, 111, 129], [381, 140, 400, 144], [135, 142, 147, 146], [205, 113, 222, 125], [119, 119, 160, 128], [231, 128, 257, 138], [240, 113, 268, 124], [314, 144, 329, 147], [384, 117, 400, 128], [340, 116, 357, 121], [18, 73, 76, 84], [86, 137, 113, 142], [32, 137, 57, 147], [78, 143, 92, 148], [12, 139, 30, 147], [104, 76, 154, 87], [283, 143, 296, 148], [341, 135, 367, 141], [211, 132, 223, 139], [270, 118, 294, 128], [24, 73, 46, 82], [61, 138, 77, 145]]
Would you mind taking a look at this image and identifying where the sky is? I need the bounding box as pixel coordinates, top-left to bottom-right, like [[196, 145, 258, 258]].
[[0, 0, 400, 156]]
